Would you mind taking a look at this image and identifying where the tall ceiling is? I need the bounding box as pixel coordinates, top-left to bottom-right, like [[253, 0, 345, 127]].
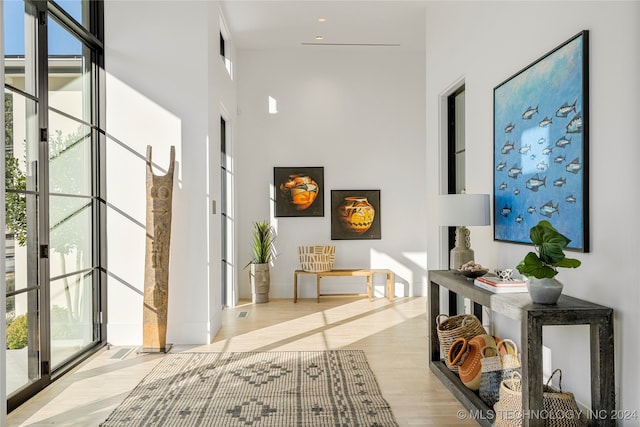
[[220, 1, 427, 51]]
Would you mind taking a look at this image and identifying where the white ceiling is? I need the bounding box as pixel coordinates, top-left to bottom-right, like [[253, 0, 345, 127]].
[[220, 1, 427, 51]]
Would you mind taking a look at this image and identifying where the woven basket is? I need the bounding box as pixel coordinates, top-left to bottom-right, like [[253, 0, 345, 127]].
[[298, 245, 336, 272], [479, 339, 521, 408], [447, 334, 497, 391], [436, 314, 486, 373], [495, 370, 584, 427]]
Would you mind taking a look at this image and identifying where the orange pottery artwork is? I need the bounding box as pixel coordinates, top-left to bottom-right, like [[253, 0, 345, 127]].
[[274, 167, 324, 217], [280, 174, 318, 210], [331, 190, 381, 240], [338, 197, 375, 234]]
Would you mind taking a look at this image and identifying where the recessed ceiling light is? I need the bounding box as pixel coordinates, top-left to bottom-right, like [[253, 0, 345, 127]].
[[318, 18, 326, 23], [315, 35, 324, 40]]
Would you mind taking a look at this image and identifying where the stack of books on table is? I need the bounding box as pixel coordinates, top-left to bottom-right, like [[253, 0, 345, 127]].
[[473, 275, 528, 293]]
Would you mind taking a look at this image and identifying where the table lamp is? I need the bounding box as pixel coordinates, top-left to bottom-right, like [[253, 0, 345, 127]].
[[437, 194, 490, 270]]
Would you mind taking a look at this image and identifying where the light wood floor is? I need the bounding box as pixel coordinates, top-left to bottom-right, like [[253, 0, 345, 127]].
[[7, 296, 476, 426]]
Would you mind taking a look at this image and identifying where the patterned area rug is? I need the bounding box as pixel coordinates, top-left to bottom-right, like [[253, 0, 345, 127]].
[[101, 350, 398, 426]]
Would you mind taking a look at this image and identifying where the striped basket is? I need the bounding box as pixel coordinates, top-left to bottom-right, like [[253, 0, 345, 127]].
[[479, 339, 521, 408], [298, 245, 336, 272]]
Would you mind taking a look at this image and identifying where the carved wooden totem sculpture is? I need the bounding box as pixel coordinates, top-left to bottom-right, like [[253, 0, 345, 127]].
[[143, 145, 175, 352]]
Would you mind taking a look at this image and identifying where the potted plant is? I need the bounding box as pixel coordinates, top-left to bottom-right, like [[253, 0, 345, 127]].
[[516, 220, 581, 304], [248, 220, 276, 303]]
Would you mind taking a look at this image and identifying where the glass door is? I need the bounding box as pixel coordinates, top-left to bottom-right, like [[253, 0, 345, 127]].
[[5, 0, 44, 400], [447, 85, 465, 314], [220, 116, 235, 307], [47, 14, 97, 370], [5, 0, 105, 411]]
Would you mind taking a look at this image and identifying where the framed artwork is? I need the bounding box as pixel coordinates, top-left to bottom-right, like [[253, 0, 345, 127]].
[[493, 31, 589, 252], [331, 190, 381, 240], [274, 167, 324, 217]]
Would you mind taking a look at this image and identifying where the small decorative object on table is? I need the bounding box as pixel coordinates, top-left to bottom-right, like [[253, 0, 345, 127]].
[[494, 268, 514, 281], [516, 220, 581, 304], [298, 245, 335, 272], [458, 260, 489, 279]]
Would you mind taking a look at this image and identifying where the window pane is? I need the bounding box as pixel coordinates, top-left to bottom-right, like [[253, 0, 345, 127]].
[[49, 111, 92, 196], [5, 89, 39, 192], [49, 195, 93, 276], [51, 0, 85, 29], [455, 152, 466, 194], [50, 271, 94, 369], [48, 16, 92, 124], [3, 0, 37, 96], [5, 192, 38, 293], [6, 290, 40, 396], [454, 91, 465, 153]]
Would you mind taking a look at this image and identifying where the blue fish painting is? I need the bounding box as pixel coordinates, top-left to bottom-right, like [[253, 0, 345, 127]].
[[553, 177, 567, 187], [522, 106, 538, 120], [494, 32, 587, 250], [566, 114, 583, 134], [555, 136, 572, 148], [556, 99, 577, 118], [539, 200, 560, 218], [525, 175, 546, 192], [507, 165, 522, 179], [539, 116, 553, 127]]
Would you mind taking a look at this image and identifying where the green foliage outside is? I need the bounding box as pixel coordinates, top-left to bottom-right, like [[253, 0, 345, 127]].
[[6, 305, 85, 350], [5, 93, 28, 245], [6, 313, 28, 350], [5, 156, 27, 245], [6, 275, 15, 314]]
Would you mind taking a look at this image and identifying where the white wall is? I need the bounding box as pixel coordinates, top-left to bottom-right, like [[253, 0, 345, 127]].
[[104, 0, 236, 345], [236, 49, 426, 300], [425, 1, 640, 417]]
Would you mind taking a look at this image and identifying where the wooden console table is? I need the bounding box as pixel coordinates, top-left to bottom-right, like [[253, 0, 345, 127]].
[[428, 270, 615, 427], [294, 269, 395, 303]]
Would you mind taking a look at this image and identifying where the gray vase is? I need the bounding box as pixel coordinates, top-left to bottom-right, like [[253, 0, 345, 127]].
[[526, 277, 563, 304], [250, 263, 270, 304]]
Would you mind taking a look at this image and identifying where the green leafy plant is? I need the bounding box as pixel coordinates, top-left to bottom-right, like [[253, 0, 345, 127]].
[[516, 220, 581, 279], [248, 220, 276, 265], [6, 313, 28, 350], [5, 93, 27, 247]]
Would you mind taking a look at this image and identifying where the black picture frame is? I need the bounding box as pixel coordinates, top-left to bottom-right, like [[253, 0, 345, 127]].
[[274, 167, 324, 217], [493, 31, 589, 252], [331, 190, 381, 240]]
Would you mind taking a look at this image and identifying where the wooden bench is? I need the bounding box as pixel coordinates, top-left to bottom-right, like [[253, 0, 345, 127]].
[[293, 269, 395, 303]]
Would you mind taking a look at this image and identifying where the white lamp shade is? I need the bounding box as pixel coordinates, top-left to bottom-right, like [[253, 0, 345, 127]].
[[437, 194, 491, 226]]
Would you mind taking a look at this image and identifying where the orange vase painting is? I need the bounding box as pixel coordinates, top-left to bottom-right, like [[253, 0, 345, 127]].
[[274, 167, 324, 217], [331, 190, 381, 240]]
